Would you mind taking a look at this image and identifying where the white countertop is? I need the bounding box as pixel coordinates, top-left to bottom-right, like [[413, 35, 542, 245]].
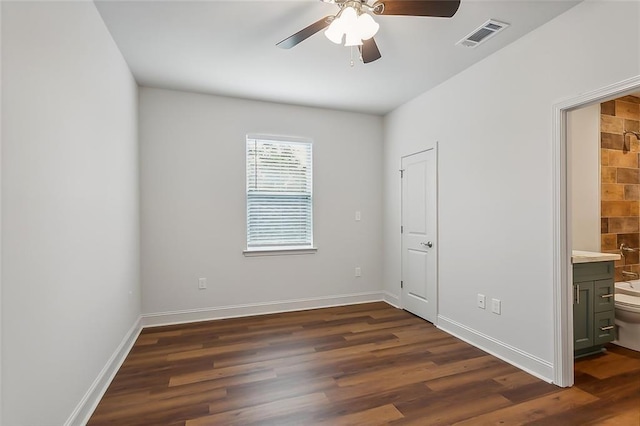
[[572, 250, 621, 264]]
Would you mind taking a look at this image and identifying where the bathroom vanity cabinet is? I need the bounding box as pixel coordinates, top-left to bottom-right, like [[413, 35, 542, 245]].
[[573, 261, 616, 357]]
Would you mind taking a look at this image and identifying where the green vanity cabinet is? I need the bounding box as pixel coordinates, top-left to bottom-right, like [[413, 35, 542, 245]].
[[573, 261, 616, 357]]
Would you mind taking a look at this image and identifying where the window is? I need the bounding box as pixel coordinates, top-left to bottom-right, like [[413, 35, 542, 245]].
[[245, 135, 314, 253]]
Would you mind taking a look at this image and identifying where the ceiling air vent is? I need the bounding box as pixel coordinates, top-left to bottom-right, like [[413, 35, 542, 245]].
[[456, 19, 509, 48]]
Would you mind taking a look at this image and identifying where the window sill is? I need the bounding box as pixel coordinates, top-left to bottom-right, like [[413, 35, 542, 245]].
[[243, 246, 318, 257]]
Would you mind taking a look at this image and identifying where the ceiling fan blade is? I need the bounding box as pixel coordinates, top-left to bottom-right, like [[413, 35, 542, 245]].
[[360, 38, 382, 64], [276, 16, 333, 49], [373, 0, 460, 18]]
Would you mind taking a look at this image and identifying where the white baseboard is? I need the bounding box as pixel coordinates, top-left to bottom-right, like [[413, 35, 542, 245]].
[[142, 291, 387, 328], [64, 316, 143, 426], [437, 315, 554, 383], [383, 291, 400, 308]]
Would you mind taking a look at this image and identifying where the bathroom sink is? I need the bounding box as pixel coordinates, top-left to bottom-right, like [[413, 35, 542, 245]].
[[615, 281, 640, 297]]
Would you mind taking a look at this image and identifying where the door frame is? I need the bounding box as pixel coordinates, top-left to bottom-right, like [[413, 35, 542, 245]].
[[553, 75, 640, 387], [400, 145, 439, 323]]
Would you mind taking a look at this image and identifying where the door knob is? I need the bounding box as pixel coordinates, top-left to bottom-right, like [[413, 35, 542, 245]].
[[421, 241, 433, 248]]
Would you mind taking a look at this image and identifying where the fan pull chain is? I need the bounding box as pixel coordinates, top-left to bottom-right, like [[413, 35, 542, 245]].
[[350, 46, 355, 67]]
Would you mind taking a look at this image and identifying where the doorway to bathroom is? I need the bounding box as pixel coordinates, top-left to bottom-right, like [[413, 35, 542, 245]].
[[554, 75, 640, 387], [571, 96, 640, 280]]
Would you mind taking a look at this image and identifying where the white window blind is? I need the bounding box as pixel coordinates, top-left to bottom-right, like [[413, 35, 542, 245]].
[[246, 137, 313, 249]]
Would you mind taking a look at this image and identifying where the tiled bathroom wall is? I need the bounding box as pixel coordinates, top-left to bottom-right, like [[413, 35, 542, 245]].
[[600, 95, 640, 281]]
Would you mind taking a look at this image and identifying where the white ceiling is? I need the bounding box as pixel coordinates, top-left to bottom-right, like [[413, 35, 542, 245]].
[[95, 0, 581, 115]]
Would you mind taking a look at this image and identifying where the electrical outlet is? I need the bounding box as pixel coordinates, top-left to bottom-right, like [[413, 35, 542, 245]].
[[355, 211, 361, 221], [198, 278, 207, 290], [477, 294, 486, 309], [492, 298, 501, 314], [355, 267, 362, 277]]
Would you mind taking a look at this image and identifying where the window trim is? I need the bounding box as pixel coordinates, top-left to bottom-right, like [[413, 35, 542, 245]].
[[245, 134, 315, 256], [243, 246, 318, 257]]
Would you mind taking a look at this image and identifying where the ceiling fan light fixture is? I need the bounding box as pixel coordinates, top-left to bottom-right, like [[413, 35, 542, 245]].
[[324, 6, 378, 47]]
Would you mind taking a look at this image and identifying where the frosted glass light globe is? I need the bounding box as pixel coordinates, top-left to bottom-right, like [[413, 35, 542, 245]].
[[340, 7, 358, 27], [357, 13, 379, 40], [345, 32, 363, 46], [324, 18, 344, 44]]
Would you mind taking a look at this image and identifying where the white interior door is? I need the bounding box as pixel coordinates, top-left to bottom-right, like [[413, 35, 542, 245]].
[[401, 148, 437, 323]]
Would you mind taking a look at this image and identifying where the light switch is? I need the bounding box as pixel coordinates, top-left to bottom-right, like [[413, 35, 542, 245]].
[[355, 211, 361, 221], [492, 299, 501, 314]]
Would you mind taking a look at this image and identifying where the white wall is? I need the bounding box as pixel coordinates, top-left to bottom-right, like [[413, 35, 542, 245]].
[[569, 104, 601, 252], [383, 0, 639, 381], [1, 2, 140, 425], [140, 88, 383, 318]]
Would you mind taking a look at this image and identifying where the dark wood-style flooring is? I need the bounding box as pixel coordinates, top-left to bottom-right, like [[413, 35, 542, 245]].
[[88, 302, 640, 425]]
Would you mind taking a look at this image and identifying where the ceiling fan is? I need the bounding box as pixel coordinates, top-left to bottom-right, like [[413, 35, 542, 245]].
[[276, 0, 461, 64]]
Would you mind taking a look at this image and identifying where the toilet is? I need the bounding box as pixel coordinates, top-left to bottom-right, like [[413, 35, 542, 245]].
[[614, 282, 640, 352]]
